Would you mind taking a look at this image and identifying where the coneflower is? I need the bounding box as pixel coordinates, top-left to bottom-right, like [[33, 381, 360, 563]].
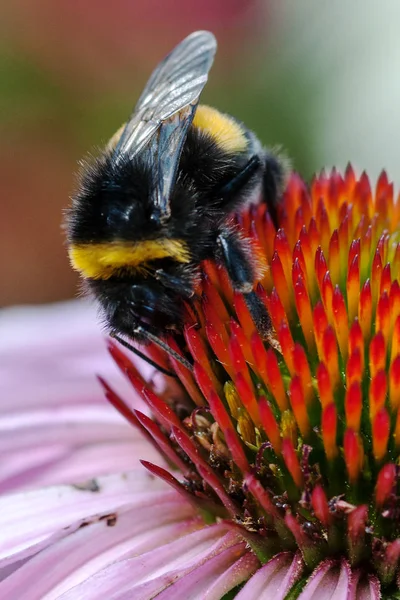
[[1, 167, 399, 599]]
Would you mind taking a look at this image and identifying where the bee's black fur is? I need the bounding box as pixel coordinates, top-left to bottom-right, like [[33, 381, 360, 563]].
[[68, 122, 286, 356], [70, 127, 260, 246]]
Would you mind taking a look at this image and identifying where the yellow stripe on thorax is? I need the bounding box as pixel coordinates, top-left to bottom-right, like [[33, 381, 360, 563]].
[[69, 239, 191, 280], [193, 105, 248, 153], [107, 106, 247, 155]]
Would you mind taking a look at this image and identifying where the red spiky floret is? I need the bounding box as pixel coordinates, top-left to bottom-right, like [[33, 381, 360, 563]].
[[105, 168, 400, 596]]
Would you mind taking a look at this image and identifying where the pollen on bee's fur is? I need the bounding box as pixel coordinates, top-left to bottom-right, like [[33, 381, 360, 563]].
[[105, 167, 400, 588]]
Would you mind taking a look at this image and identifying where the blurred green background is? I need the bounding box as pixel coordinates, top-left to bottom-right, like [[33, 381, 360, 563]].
[[1, 0, 399, 306]]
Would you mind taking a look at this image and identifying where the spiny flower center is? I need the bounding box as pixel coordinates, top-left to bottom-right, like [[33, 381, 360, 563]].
[[104, 166, 400, 590]]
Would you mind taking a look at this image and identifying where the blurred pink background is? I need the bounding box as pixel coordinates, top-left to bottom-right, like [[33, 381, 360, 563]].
[[1, 0, 279, 306]]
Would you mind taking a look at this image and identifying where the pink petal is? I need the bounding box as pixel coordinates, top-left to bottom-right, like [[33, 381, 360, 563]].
[[57, 525, 236, 599], [235, 551, 304, 600], [298, 559, 351, 600], [0, 301, 143, 411], [155, 543, 259, 600], [0, 470, 170, 567], [0, 425, 160, 493], [349, 570, 381, 600], [0, 401, 139, 492], [14, 441, 153, 487], [0, 300, 166, 492], [0, 496, 199, 599]]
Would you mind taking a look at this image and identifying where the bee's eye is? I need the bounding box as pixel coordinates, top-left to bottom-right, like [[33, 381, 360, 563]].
[[105, 205, 122, 228], [121, 205, 135, 223]]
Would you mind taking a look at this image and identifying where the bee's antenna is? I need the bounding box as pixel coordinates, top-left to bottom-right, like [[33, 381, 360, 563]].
[[111, 334, 178, 378], [134, 326, 193, 372]]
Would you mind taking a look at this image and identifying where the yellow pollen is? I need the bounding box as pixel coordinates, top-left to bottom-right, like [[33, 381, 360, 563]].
[[224, 381, 241, 420], [237, 413, 257, 446]]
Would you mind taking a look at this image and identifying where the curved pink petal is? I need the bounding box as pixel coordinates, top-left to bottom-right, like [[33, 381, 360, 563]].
[[0, 301, 143, 411], [235, 551, 304, 600], [0, 496, 200, 599], [7, 440, 152, 488], [155, 543, 259, 600], [0, 470, 169, 567], [0, 300, 165, 492], [349, 570, 381, 600], [57, 525, 237, 599], [0, 426, 159, 493], [298, 559, 351, 600]]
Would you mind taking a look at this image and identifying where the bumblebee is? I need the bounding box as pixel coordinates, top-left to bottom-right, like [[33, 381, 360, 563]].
[[67, 31, 287, 374]]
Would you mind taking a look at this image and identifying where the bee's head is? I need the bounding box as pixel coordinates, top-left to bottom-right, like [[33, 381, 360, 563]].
[[66, 149, 198, 282], [68, 151, 161, 243]]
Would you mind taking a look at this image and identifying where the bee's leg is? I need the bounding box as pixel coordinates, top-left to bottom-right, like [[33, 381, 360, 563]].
[[262, 151, 288, 230], [154, 268, 202, 329], [154, 269, 193, 296], [132, 325, 193, 372], [218, 155, 261, 201], [217, 228, 273, 340], [110, 333, 179, 377]]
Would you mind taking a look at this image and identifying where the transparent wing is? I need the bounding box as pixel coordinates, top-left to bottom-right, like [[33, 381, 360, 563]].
[[114, 30, 217, 160], [145, 104, 195, 222]]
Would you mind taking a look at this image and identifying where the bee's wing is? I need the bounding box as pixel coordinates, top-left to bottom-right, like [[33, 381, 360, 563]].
[[114, 30, 217, 160]]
